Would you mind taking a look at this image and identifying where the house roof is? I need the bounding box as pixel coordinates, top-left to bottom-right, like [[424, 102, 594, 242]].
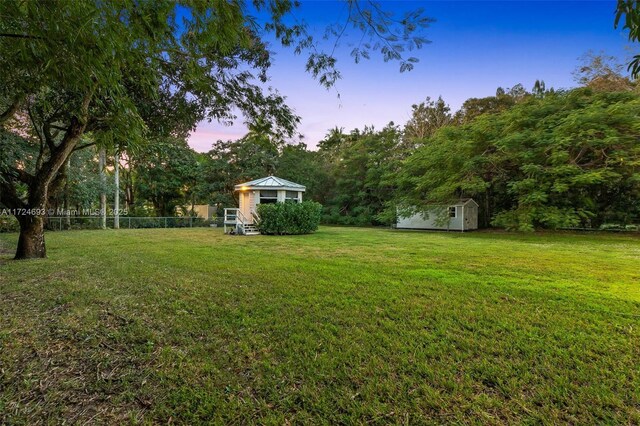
[[234, 176, 306, 191]]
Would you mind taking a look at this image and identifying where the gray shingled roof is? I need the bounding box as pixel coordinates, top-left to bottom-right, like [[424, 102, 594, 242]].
[[234, 176, 306, 191]]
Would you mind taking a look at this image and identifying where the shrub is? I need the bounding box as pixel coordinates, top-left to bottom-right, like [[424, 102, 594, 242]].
[[599, 223, 640, 232], [257, 201, 322, 235], [599, 223, 625, 231], [0, 215, 19, 233]]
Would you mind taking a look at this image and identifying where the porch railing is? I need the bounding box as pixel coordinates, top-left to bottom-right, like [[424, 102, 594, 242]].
[[224, 208, 253, 234]]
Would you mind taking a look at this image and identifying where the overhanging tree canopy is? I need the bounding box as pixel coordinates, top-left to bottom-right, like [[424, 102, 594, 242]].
[[0, 0, 432, 259]]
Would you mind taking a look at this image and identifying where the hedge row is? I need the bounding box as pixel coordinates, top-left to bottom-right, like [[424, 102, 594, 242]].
[[256, 201, 322, 235]]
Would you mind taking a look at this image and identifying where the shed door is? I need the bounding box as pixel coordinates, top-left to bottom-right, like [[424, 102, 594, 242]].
[[465, 205, 477, 230]]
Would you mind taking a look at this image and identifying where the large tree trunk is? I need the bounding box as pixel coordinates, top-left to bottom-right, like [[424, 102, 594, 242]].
[[483, 190, 491, 228], [15, 212, 47, 259]]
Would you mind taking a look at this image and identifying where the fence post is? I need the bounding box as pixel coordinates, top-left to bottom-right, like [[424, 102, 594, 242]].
[[128, 217, 131, 229], [164, 218, 167, 228], [190, 216, 193, 228]]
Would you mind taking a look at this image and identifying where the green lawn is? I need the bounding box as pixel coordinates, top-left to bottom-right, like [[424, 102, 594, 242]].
[[0, 227, 639, 424]]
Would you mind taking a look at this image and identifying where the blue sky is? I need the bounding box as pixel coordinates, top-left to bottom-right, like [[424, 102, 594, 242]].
[[188, 1, 633, 152]]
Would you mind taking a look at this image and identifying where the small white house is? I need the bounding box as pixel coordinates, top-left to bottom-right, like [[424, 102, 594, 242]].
[[224, 176, 306, 235], [396, 199, 479, 232]]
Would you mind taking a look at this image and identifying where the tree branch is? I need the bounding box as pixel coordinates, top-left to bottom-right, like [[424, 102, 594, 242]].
[[0, 97, 22, 125], [31, 89, 94, 206], [49, 124, 70, 132], [42, 121, 57, 152], [73, 141, 97, 152], [0, 179, 27, 210], [15, 168, 34, 186], [25, 105, 47, 170], [0, 33, 44, 40]]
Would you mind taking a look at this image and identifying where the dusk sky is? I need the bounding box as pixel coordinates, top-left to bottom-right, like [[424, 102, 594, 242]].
[[188, 1, 633, 152]]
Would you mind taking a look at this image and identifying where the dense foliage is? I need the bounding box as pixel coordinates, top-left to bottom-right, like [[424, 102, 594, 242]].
[[616, 0, 640, 78], [397, 88, 640, 230], [131, 139, 200, 217], [316, 125, 405, 225], [256, 201, 323, 235]]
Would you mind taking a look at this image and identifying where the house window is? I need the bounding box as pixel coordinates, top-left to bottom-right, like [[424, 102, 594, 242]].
[[259, 190, 278, 204], [285, 191, 300, 203], [448, 206, 457, 218]]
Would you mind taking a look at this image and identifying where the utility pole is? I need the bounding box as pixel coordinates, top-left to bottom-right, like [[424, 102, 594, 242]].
[[99, 147, 107, 229], [114, 151, 120, 229], [63, 158, 71, 230]]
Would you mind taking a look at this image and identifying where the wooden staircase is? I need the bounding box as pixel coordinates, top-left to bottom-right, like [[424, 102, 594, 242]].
[[243, 224, 260, 235], [223, 208, 260, 235]]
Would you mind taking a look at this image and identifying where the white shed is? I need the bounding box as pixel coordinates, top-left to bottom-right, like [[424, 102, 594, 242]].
[[224, 176, 306, 235], [396, 198, 479, 232]]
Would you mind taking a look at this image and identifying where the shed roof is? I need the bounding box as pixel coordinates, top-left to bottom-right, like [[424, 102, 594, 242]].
[[459, 198, 479, 207], [234, 176, 306, 191], [418, 198, 478, 207]]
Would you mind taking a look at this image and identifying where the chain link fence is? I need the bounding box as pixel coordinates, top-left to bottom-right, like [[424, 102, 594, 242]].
[[0, 216, 225, 232]]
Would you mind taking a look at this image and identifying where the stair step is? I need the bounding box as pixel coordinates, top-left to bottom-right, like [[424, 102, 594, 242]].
[[242, 223, 259, 235]]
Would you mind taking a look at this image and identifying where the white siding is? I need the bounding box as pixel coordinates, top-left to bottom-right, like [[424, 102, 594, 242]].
[[250, 191, 257, 212], [397, 207, 460, 230], [238, 192, 245, 211], [397, 202, 478, 231]]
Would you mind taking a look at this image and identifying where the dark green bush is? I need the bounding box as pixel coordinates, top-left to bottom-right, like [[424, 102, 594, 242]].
[[257, 201, 322, 235], [0, 215, 19, 233]]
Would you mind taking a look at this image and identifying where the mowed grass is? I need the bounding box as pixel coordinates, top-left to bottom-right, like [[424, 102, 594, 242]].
[[0, 227, 639, 424]]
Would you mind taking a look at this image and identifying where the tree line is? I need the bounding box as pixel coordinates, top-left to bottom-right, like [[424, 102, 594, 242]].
[[44, 52, 639, 233]]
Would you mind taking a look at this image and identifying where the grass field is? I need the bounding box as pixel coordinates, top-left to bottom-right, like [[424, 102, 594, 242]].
[[0, 227, 639, 424]]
